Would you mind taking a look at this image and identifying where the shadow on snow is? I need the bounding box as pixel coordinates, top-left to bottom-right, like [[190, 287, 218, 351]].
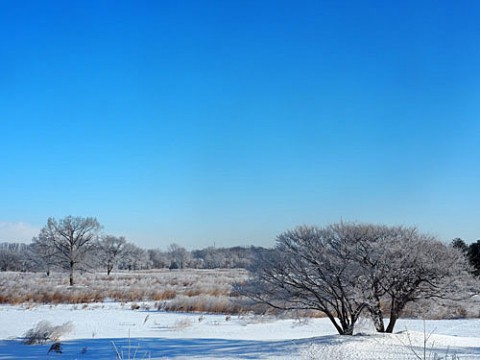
[[0, 336, 334, 359]]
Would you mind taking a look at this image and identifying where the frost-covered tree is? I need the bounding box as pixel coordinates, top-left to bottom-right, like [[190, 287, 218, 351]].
[[242, 225, 368, 335], [451, 238, 469, 253], [31, 230, 60, 276], [242, 223, 473, 335], [192, 246, 259, 269], [39, 216, 101, 285], [119, 243, 150, 270], [97, 235, 127, 275], [347, 225, 472, 333], [382, 230, 470, 332], [167, 243, 191, 269], [148, 249, 169, 269], [0, 242, 31, 272], [192, 246, 219, 269]]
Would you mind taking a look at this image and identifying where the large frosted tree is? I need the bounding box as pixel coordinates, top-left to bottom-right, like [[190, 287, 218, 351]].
[[338, 224, 472, 333], [242, 225, 368, 335], [39, 216, 102, 285], [243, 222, 473, 335]]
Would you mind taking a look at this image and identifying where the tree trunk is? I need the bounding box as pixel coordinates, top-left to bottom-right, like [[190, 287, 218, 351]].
[[324, 311, 349, 335], [385, 314, 398, 333], [338, 315, 355, 335], [386, 306, 403, 333], [370, 306, 385, 333], [386, 299, 405, 333], [342, 324, 354, 335], [69, 261, 75, 286]]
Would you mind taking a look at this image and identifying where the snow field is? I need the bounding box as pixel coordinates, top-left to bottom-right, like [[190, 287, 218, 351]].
[[1, 303, 480, 359]]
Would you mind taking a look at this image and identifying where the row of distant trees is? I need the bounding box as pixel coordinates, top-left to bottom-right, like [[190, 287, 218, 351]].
[[0, 216, 268, 285]]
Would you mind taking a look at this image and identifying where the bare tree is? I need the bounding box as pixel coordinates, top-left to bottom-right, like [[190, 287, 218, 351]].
[[97, 235, 127, 275], [242, 222, 474, 335], [327, 224, 473, 333], [167, 243, 191, 269], [39, 216, 101, 286], [148, 249, 169, 269], [192, 246, 258, 269], [242, 225, 368, 335], [0, 243, 21, 271], [119, 243, 150, 270], [0, 243, 32, 272], [377, 229, 472, 333], [31, 229, 60, 276]]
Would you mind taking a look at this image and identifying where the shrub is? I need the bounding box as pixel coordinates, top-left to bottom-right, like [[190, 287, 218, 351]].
[[171, 318, 193, 330], [161, 295, 246, 314], [23, 320, 73, 345]]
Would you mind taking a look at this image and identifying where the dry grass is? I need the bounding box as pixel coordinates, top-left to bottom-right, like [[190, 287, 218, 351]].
[[171, 318, 193, 330], [401, 298, 479, 320], [0, 269, 249, 314], [23, 320, 73, 344], [3, 269, 473, 319], [160, 295, 248, 314]]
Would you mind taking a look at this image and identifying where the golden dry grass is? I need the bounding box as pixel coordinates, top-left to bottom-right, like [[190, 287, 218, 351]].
[[0, 269, 249, 314]]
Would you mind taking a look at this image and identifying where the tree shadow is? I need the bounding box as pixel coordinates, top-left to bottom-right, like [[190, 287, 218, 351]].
[[0, 336, 336, 359]]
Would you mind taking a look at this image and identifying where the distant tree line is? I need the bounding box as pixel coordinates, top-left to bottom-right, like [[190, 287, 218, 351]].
[[0, 216, 270, 284], [0, 242, 31, 272]]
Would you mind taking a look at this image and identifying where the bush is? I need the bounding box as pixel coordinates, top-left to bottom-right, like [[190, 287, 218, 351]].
[[160, 295, 246, 314], [23, 320, 73, 345]]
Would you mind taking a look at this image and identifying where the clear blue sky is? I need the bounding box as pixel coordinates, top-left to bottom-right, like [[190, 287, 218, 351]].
[[1, 1, 479, 248]]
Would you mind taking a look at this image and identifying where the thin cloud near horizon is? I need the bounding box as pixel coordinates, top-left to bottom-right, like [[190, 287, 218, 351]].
[[0, 221, 40, 243]]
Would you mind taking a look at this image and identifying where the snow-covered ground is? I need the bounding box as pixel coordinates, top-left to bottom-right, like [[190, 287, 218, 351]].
[[0, 303, 479, 359]]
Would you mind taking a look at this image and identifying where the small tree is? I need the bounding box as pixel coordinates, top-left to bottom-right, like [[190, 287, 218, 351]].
[[97, 235, 127, 275], [39, 216, 101, 286], [468, 240, 480, 277], [31, 229, 60, 276], [167, 243, 191, 269], [148, 249, 169, 269], [120, 243, 150, 270], [0, 244, 20, 271], [0, 243, 32, 272]]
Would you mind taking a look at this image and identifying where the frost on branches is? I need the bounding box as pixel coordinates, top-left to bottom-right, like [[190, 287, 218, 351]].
[[243, 223, 473, 335]]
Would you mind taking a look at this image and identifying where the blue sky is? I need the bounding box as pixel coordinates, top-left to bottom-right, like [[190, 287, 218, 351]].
[[1, 1, 480, 248]]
